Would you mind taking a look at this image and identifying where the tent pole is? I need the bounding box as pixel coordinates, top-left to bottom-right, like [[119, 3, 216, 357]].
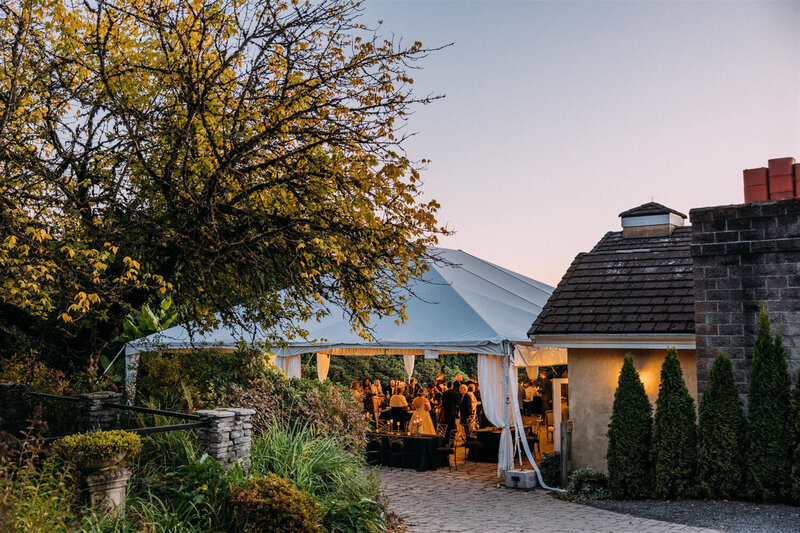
[[501, 341, 511, 472]]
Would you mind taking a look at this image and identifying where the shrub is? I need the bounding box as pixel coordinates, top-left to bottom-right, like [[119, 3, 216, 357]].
[[229, 474, 321, 533], [606, 353, 652, 499], [790, 368, 800, 503], [652, 348, 697, 499], [745, 305, 792, 503], [539, 452, 561, 488], [696, 352, 744, 499], [57, 430, 142, 465], [226, 369, 368, 450], [564, 468, 612, 501]]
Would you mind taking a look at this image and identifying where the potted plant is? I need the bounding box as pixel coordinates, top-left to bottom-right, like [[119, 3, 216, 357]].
[[56, 430, 142, 471]]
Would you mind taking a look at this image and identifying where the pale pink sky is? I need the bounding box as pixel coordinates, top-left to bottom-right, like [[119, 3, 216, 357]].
[[365, 0, 800, 287]]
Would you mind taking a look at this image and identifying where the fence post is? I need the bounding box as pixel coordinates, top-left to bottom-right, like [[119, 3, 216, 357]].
[[560, 420, 573, 488], [195, 408, 254, 469], [0, 383, 32, 435], [78, 391, 123, 431]]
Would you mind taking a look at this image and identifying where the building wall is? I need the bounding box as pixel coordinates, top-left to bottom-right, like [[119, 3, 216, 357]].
[[691, 199, 800, 404], [568, 348, 698, 472]]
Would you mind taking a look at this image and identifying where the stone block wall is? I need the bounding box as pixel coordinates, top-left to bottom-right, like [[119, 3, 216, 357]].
[[0, 383, 32, 434], [78, 391, 123, 431], [195, 408, 255, 468], [691, 198, 800, 404]]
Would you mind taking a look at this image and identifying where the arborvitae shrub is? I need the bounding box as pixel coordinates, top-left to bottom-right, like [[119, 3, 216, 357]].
[[790, 369, 800, 503], [745, 306, 792, 503], [607, 353, 652, 499], [696, 352, 744, 498], [652, 348, 697, 499]]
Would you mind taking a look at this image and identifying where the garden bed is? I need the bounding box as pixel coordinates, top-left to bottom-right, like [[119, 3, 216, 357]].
[[588, 498, 800, 532]]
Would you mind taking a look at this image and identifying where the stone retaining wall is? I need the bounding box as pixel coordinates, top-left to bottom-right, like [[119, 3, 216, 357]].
[[195, 408, 255, 469]]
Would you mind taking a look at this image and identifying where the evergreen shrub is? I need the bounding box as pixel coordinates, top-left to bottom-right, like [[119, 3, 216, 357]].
[[789, 369, 800, 503], [229, 474, 321, 533], [564, 468, 612, 501], [606, 353, 652, 499], [745, 306, 792, 503], [652, 348, 697, 499], [539, 452, 562, 488], [696, 352, 744, 499]]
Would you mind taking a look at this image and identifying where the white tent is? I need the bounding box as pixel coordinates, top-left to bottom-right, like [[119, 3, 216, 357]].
[[125, 247, 566, 482]]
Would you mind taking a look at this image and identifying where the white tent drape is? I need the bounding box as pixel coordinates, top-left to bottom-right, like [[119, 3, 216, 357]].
[[525, 366, 539, 380], [403, 354, 415, 379], [477, 353, 514, 477], [317, 353, 330, 381], [276, 354, 302, 378], [513, 346, 567, 367]]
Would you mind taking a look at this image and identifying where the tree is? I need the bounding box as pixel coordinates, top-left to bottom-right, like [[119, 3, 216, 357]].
[[789, 369, 800, 503], [0, 0, 444, 371], [651, 348, 697, 499], [607, 353, 652, 499], [696, 351, 743, 499], [745, 305, 792, 502]]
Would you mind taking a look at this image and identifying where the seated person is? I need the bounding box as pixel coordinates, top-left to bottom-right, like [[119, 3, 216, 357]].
[[389, 385, 409, 430]]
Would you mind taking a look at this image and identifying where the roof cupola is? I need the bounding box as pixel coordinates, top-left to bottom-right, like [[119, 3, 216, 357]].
[[619, 202, 686, 239]]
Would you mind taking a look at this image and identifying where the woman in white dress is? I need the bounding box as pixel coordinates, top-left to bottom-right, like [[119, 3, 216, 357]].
[[410, 389, 436, 435]]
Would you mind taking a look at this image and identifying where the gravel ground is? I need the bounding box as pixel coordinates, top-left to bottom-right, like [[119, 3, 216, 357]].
[[588, 498, 800, 533]]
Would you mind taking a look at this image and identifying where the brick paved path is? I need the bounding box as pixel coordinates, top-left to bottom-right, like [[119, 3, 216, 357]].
[[378, 463, 721, 533]]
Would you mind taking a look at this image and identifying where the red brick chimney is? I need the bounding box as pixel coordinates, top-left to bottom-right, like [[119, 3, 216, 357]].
[[743, 157, 799, 203]]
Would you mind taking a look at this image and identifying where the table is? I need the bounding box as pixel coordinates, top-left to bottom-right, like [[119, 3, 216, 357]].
[[366, 432, 444, 471], [468, 428, 540, 463]]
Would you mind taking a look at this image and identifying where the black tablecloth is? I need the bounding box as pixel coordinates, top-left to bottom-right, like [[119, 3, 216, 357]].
[[469, 428, 540, 463], [366, 432, 444, 471]]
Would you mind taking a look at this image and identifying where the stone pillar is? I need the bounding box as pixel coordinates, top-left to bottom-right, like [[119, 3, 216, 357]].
[[85, 467, 131, 515], [195, 408, 255, 469], [0, 383, 32, 435], [78, 391, 123, 431]]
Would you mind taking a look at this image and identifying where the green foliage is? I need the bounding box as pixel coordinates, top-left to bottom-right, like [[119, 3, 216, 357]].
[[789, 369, 800, 503], [229, 474, 322, 533], [652, 348, 697, 499], [563, 468, 612, 502], [249, 423, 384, 531], [135, 347, 270, 411], [606, 353, 652, 499], [696, 352, 744, 499], [0, 445, 76, 532], [322, 353, 477, 388], [539, 452, 562, 488], [226, 367, 368, 451], [56, 430, 142, 464], [745, 306, 792, 503]]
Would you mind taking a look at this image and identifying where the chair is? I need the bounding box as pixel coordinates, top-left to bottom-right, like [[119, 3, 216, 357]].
[[376, 419, 390, 433], [365, 433, 384, 466], [435, 423, 447, 437], [435, 432, 458, 472], [525, 418, 542, 458], [461, 425, 484, 464], [545, 410, 554, 442], [387, 435, 411, 469]]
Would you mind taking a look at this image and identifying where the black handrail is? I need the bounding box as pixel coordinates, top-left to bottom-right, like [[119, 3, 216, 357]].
[[103, 402, 201, 421], [125, 422, 208, 435], [28, 392, 80, 403]]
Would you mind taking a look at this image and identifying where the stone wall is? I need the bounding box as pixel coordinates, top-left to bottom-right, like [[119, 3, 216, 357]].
[[78, 391, 123, 431], [0, 383, 32, 435], [691, 198, 800, 403], [195, 408, 255, 469]]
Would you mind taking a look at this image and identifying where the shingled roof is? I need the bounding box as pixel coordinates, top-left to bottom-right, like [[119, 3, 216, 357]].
[[619, 201, 687, 219], [528, 226, 694, 336]]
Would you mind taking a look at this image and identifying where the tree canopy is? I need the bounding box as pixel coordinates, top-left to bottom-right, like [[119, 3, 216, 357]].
[[0, 0, 445, 370]]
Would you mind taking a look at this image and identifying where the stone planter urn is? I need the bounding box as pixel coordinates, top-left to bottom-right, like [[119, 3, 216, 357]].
[[55, 429, 142, 516]]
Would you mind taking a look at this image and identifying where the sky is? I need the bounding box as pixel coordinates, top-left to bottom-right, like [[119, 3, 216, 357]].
[[362, 0, 800, 287]]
